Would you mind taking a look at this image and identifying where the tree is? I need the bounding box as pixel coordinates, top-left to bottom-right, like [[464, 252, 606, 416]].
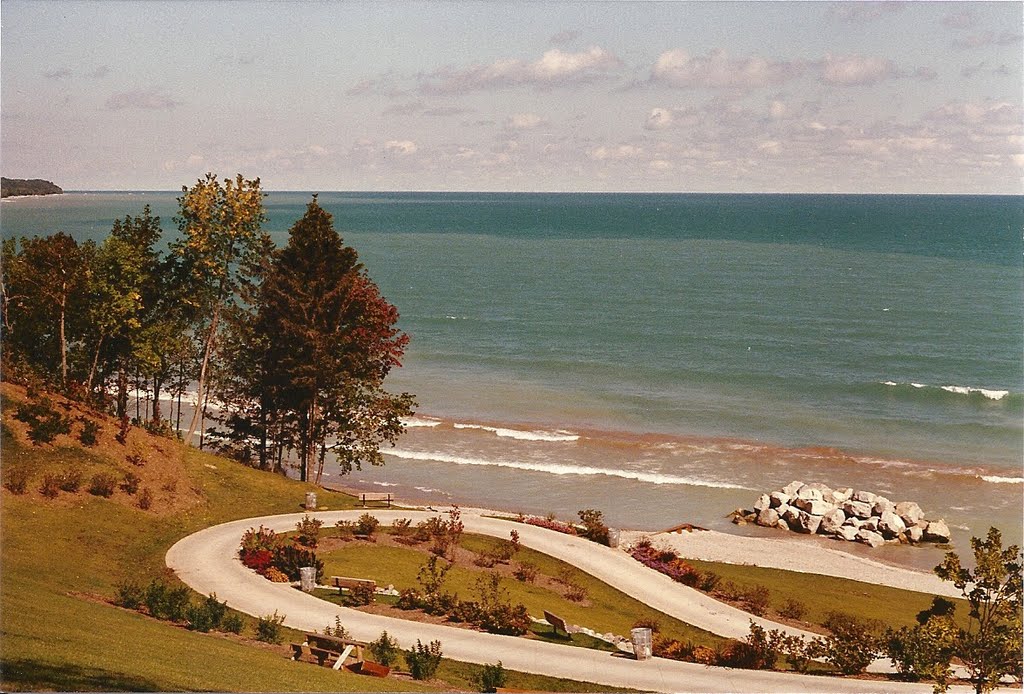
[[173, 173, 267, 445], [3, 233, 93, 388], [252, 196, 413, 482], [933, 527, 1023, 693]]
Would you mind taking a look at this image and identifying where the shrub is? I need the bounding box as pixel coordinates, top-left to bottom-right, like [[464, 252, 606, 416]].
[[422, 591, 458, 617], [221, 612, 245, 634], [427, 507, 464, 560], [369, 630, 401, 667], [578, 508, 610, 545], [3, 467, 31, 494], [741, 584, 771, 616], [15, 398, 72, 444], [272, 543, 323, 582], [115, 580, 145, 610], [449, 599, 483, 624], [883, 619, 957, 682], [186, 602, 216, 632], [78, 418, 101, 446], [733, 621, 779, 670], [779, 597, 807, 621], [512, 561, 538, 583], [775, 632, 823, 674], [819, 611, 882, 675], [697, 571, 721, 593], [355, 513, 380, 537], [88, 472, 118, 497], [256, 610, 285, 643], [405, 639, 443, 680], [58, 468, 83, 492], [475, 574, 531, 635], [324, 615, 351, 639], [473, 552, 497, 568], [346, 582, 375, 607], [115, 414, 131, 445], [126, 453, 144, 467], [39, 473, 61, 498], [628, 542, 703, 587], [558, 569, 588, 603], [240, 525, 279, 556], [417, 554, 451, 596], [137, 488, 154, 510], [391, 517, 412, 536], [654, 636, 695, 661], [691, 645, 719, 665], [295, 515, 323, 548], [524, 515, 577, 536], [144, 581, 191, 621], [120, 471, 141, 495], [396, 588, 423, 610], [477, 661, 507, 693], [263, 567, 289, 583]]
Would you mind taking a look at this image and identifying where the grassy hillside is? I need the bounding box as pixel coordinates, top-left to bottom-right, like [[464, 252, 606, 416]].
[[0, 385, 626, 692]]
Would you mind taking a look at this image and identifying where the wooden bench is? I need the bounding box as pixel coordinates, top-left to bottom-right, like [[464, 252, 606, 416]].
[[542, 610, 570, 638], [331, 575, 377, 594], [299, 633, 368, 669], [359, 492, 392, 507]]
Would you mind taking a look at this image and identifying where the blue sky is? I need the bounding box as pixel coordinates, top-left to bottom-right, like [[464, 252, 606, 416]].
[[2, 1, 1021, 193]]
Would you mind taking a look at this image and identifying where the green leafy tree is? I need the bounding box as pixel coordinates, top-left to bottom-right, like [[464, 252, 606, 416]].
[[173, 173, 268, 445], [246, 196, 413, 481], [934, 527, 1023, 693]]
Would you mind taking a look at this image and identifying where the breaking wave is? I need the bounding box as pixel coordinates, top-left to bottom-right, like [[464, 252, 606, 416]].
[[452, 423, 579, 442], [879, 381, 1014, 402]]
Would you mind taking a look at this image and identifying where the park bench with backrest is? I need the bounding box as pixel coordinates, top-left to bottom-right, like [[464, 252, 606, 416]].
[[542, 609, 570, 638], [331, 575, 377, 594]]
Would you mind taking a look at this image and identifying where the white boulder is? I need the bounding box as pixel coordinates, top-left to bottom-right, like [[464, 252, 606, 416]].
[[851, 490, 877, 504], [782, 481, 804, 496], [856, 529, 886, 548], [753, 494, 772, 512], [878, 510, 907, 538], [835, 525, 859, 542], [820, 508, 847, 535], [906, 526, 924, 543], [895, 501, 925, 526], [829, 487, 854, 504], [872, 497, 894, 516], [769, 491, 790, 508], [793, 511, 822, 535], [924, 520, 951, 543], [795, 497, 834, 516], [756, 508, 780, 528], [842, 500, 873, 519]]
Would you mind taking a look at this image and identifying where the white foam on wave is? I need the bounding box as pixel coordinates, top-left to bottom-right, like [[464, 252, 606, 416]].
[[881, 381, 1011, 400], [940, 385, 1010, 400], [453, 423, 579, 442], [384, 449, 753, 490], [369, 481, 399, 487], [979, 475, 1024, 484], [402, 416, 442, 428]]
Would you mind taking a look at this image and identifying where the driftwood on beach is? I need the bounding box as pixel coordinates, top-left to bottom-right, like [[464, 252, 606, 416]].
[[731, 480, 951, 548]]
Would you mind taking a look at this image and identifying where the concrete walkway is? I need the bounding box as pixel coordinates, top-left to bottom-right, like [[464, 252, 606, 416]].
[[167, 509, 967, 693]]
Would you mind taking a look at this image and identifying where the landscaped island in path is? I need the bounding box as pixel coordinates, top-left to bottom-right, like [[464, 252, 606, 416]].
[[0, 177, 63, 198]]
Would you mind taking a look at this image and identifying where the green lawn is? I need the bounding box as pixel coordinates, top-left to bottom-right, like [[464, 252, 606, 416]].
[[685, 558, 969, 630], [318, 532, 727, 648]]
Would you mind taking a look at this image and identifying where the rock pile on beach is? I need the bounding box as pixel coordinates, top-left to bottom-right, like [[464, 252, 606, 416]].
[[730, 481, 951, 548]]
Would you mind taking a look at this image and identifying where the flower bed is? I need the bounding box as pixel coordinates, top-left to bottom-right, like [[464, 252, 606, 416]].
[[627, 538, 701, 587], [522, 516, 578, 536]]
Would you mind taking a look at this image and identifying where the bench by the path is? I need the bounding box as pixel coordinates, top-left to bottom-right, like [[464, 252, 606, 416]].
[[331, 575, 377, 594]]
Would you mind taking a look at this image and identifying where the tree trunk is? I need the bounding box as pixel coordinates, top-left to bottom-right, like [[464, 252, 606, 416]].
[[176, 358, 184, 434], [186, 303, 220, 443], [152, 376, 162, 425], [86, 332, 105, 395], [59, 287, 68, 388], [116, 368, 128, 421], [199, 385, 212, 450]]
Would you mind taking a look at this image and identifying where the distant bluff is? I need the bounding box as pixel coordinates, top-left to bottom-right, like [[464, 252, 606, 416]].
[[1, 178, 63, 198]]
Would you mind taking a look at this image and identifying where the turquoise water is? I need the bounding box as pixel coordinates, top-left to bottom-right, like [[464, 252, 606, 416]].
[[3, 191, 1022, 555]]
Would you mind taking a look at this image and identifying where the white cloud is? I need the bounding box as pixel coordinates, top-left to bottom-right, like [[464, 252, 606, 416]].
[[942, 10, 977, 30], [419, 46, 621, 94], [550, 29, 581, 46], [43, 67, 72, 80], [384, 140, 418, 155], [830, 2, 904, 23], [505, 113, 545, 130], [589, 144, 644, 161], [651, 48, 804, 89], [952, 31, 1023, 50], [820, 54, 898, 86], [104, 89, 181, 110]]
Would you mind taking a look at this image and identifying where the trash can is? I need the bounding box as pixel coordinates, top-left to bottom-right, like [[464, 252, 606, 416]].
[[305, 491, 317, 510], [631, 627, 653, 661], [607, 528, 620, 548], [299, 566, 316, 592]]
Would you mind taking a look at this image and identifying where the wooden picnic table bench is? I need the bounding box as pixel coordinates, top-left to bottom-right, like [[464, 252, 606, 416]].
[[291, 633, 369, 670], [359, 492, 392, 507]]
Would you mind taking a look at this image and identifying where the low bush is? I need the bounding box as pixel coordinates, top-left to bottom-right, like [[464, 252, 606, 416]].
[[512, 561, 537, 583], [144, 581, 191, 621], [295, 515, 323, 548], [186, 594, 227, 633], [628, 541, 702, 587], [58, 468, 83, 492], [448, 599, 483, 624], [115, 414, 130, 445], [369, 630, 401, 667], [405, 639, 443, 680], [15, 398, 72, 445], [78, 418, 101, 446], [115, 580, 146, 610], [126, 452, 144, 467], [355, 513, 380, 537], [391, 517, 412, 536], [523, 515, 578, 536], [577, 508, 610, 545], [346, 582, 375, 607], [3, 467, 31, 494], [654, 636, 696, 661], [256, 610, 285, 644], [779, 597, 807, 620], [88, 473, 118, 498], [818, 611, 882, 675], [396, 588, 424, 610], [137, 488, 154, 510], [39, 473, 62, 498], [323, 615, 351, 639], [477, 661, 507, 693], [120, 471, 141, 495], [221, 612, 245, 634], [263, 567, 289, 583], [741, 584, 771, 616], [697, 571, 721, 593]]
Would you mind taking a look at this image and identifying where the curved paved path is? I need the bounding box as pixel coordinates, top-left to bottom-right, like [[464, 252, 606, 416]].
[[168, 509, 965, 693]]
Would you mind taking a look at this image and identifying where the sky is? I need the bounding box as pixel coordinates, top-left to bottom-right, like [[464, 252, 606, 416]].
[[1, 1, 1022, 193]]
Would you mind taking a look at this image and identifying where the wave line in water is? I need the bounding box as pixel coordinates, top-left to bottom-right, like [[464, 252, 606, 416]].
[[384, 448, 753, 489], [452, 423, 579, 442], [880, 381, 1012, 401], [978, 475, 1024, 484]]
